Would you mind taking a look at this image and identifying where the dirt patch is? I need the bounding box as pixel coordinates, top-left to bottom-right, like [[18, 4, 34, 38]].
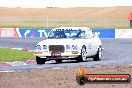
[[0, 65, 132, 88]]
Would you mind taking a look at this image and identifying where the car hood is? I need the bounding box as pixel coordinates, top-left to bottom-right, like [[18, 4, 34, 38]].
[[37, 39, 85, 45]]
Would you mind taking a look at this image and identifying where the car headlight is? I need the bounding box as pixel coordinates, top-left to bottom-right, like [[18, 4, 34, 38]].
[[72, 45, 78, 50], [66, 45, 71, 50], [36, 45, 41, 50], [43, 45, 48, 50]]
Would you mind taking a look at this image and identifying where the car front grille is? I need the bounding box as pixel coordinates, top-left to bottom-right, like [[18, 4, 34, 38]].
[[49, 45, 65, 52]]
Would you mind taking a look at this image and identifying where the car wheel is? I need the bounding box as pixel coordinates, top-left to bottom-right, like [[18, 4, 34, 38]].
[[55, 60, 62, 63], [36, 56, 46, 64], [93, 47, 102, 61], [76, 46, 87, 62]]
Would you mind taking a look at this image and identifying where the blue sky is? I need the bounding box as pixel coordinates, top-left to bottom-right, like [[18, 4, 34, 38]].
[[0, 0, 132, 8]]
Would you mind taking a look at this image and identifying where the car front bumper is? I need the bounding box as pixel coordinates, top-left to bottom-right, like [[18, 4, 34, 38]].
[[34, 53, 80, 59]]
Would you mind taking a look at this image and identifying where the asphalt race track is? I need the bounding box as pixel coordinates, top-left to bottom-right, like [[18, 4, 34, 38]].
[[0, 38, 132, 71]]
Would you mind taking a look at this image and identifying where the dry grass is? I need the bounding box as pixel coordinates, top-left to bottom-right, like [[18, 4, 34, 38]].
[[0, 6, 132, 28]]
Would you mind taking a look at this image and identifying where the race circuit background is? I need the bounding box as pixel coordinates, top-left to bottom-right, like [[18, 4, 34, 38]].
[[0, 28, 132, 38]]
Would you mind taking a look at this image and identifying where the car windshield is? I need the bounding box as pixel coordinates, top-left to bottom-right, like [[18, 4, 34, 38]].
[[48, 29, 86, 39]]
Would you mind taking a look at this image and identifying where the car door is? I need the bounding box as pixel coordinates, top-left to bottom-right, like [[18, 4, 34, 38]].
[[85, 39, 93, 56], [90, 37, 99, 56], [84, 30, 94, 56], [86, 31, 99, 56]]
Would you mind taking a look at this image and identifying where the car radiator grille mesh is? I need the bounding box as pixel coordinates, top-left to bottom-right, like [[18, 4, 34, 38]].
[[49, 45, 65, 52]]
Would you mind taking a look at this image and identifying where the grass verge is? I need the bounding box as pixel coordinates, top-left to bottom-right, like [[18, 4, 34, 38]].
[[0, 48, 35, 62]]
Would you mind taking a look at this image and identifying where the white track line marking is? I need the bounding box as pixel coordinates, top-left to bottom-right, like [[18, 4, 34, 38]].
[[0, 70, 15, 73]]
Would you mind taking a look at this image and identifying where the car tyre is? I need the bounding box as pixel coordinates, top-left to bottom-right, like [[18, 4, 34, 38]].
[[36, 56, 46, 64], [93, 48, 102, 61], [76, 46, 87, 62]]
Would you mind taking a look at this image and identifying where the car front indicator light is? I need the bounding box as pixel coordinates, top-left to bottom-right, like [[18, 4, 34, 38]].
[[35, 51, 43, 54], [72, 51, 79, 54]]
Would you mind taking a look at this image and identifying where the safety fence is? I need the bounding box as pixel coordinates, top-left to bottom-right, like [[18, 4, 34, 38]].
[[0, 28, 132, 38]]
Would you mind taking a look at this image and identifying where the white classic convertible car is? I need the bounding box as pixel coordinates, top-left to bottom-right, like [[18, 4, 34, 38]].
[[34, 27, 103, 64]]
